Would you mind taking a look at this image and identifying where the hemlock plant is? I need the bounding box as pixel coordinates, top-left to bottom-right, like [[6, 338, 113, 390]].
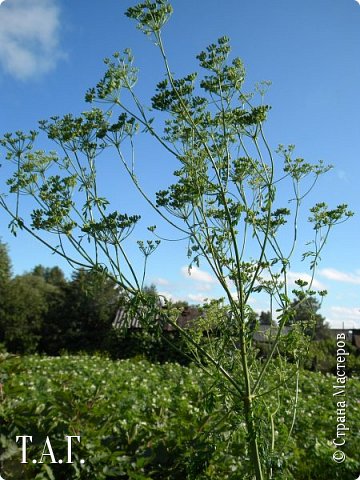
[[0, 1, 353, 478]]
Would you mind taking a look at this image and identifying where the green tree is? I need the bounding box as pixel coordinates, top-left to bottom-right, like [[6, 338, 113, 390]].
[[0, 240, 11, 285], [32, 264, 67, 287], [3, 273, 57, 354], [0, 2, 353, 478], [259, 310, 275, 326], [57, 268, 121, 353], [33, 265, 68, 355], [0, 254, 67, 354], [288, 295, 330, 340], [0, 240, 12, 345]]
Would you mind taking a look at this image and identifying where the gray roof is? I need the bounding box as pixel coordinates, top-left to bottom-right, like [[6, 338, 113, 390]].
[[326, 329, 354, 342], [113, 309, 360, 350]]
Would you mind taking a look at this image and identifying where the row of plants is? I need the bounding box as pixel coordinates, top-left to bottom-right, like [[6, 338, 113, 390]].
[[1, 353, 359, 479]]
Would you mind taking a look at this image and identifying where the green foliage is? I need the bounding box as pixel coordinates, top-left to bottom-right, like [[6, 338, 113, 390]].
[[0, 252, 125, 356], [0, 2, 354, 478], [0, 240, 12, 285], [54, 269, 121, 353], [287, 296, 330, 340], [32, 265, 66, 287], [306, 339, 360, 375], [259, 311, 275, 326], [104, 328, 194, 364], [0, 354, 359, 479], [0, 240, 12, 343], [1, 273, 58, 354], [126, 0, 173, 36], [0, 260, 69, 355]]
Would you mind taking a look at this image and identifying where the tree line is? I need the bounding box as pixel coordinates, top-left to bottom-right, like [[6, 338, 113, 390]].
[[0, 240, 120, 355], [0, 240, 330, 357]]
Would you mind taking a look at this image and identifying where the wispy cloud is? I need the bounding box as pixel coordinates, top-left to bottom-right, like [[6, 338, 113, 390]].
[[327, 306, 360, 328], [158, 290, 178, 303], [337, 170, 349, 182], [158, 289, 213, 305], [181, 266, 216, 284], [0, 0, 63, 79], [188, 293, 210, 303], [319, 268, 360, 285], [153, 277, 170, 287], [179, 266, 218, 303]]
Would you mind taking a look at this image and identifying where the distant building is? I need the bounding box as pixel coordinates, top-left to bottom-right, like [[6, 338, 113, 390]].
[[113, 307, 360, 350], [326, 329, 360, 349]]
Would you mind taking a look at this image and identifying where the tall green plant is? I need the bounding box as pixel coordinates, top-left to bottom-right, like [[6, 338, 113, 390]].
[[0, 1, 353, 477]]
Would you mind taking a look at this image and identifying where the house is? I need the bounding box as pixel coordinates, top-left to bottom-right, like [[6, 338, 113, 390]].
[[327, 329, 360, 349], [113, 306, 360, 351]]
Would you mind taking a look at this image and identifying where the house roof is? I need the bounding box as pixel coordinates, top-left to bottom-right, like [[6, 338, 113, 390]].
[[325, 329, 354, 342], [113, 308, 360, 350]]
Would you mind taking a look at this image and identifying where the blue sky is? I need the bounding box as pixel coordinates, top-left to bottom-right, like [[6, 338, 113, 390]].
[[0, 0, 359, 328]]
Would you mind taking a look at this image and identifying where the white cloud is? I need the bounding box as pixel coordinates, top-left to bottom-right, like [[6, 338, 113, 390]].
[[158, 290, 206, 305], [156, 267, 218, 305], [153, 277, 170, 287], [188, 293, 210, 303], [337, 170, 349, 182], [286, 271, 326, 291], [195, 283, 213, 292], [331, 306, 360, 319], [181, 265, 216, 284], [319, 268, 360, 285], [327, 306, 360, 328], [0, 0, 63, 79], [181, 265, 218, 300], [158, 290, 177, 302]]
